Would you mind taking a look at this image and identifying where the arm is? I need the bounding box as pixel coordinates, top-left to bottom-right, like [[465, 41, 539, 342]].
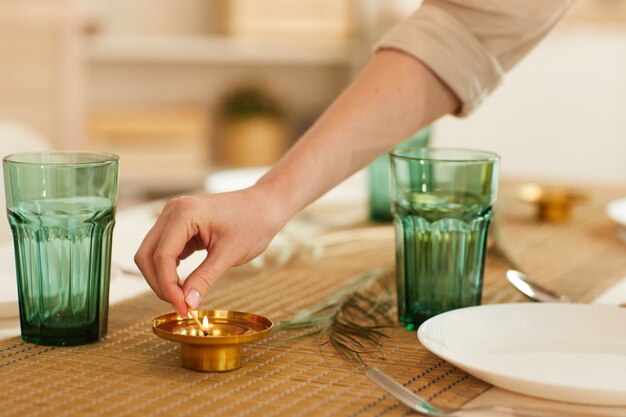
[[135, 1, 575, 317], [134, 51, 457, 317], [257, 50, 458, 221]]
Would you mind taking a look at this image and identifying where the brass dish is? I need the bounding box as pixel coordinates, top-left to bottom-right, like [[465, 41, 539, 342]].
[[517, 183, 586, 222], [152, 310, 273, 372]]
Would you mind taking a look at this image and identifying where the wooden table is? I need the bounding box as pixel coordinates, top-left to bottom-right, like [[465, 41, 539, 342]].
[[0, 182, 624, 417]]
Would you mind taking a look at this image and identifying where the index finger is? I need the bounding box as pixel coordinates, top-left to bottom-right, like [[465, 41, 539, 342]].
[[153, 212, 198, 317], [134, 200, 175, 299]]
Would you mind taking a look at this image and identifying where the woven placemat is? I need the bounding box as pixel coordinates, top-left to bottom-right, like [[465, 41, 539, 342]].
[[0, 228, 494, 417], [494, 184, 626, 303], [0, 185, 624, 417]]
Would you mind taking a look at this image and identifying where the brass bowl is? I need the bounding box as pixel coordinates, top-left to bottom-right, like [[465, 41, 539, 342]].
[[517, 183, 587, 222], [152, 310, 273, 372]]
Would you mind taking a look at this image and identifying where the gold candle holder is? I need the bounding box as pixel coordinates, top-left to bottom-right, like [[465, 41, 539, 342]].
[[517, 183, 586, 222], [152, 310, 273, 372]]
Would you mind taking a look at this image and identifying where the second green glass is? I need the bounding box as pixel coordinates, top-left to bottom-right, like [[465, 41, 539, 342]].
[[368, 127, 430, 221], [390, 148, 499, 329], [3, 152, 119, 346]]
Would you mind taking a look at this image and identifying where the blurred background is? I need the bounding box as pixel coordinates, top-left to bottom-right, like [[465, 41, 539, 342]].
[[0, 0, 625, 204]]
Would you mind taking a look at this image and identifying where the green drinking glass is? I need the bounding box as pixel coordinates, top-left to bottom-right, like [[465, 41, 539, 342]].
[[368, 127, 430, 222], [3, 152, 119, 346], [390, 148, 499, 329]]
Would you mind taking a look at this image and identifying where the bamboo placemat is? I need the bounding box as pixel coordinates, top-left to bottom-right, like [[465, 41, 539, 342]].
[[493, 183, 626, 303], [0, 184, 624, 417]]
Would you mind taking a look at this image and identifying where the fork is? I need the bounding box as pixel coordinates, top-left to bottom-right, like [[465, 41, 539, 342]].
[[365, 367, 602, 417]]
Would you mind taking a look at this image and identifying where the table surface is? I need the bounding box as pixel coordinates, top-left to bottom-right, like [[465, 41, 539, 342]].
[[0, 182, 625, 417]]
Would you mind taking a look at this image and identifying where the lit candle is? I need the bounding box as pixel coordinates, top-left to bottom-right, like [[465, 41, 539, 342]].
[[202, 316, 210, 335], [201, 316, 223, 336], [188, 310, 206, 336], [171, 313, 239, 337]]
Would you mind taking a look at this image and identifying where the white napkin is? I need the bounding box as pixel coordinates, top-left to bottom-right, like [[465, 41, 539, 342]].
[[593, 276, 626, 305], [109, 272, 151, 304], [0, 271, 18, 318], [0, 243, 18, 318], [112, 202, 162, 275], [593, 198, 626, 304]]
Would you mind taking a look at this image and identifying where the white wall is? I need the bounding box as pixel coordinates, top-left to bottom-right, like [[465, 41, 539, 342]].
[[433, 27, 626, 184], [0, 1, 84, 149]]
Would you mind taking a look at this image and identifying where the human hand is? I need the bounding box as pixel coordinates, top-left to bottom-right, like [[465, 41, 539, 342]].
[[134, 185, 286, 317]]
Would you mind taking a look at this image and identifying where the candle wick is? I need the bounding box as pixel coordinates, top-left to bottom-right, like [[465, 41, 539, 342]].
[[188, 310, 206, 336]]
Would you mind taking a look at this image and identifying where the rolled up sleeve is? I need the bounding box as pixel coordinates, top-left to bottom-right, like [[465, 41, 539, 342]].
[[375, 0, 576, 116]]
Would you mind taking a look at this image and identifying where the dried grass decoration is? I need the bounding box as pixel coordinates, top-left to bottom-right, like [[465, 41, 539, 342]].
[[275, 266, 396, 365]]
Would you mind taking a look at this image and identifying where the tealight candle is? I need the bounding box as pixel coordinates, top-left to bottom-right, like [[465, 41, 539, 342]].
[[172, 314, 250, 337]]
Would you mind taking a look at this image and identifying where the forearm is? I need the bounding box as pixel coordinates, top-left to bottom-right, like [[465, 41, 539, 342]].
[[257, 50, 458, 221]]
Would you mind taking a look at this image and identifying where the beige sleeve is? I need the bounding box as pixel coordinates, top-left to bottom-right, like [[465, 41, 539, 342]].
[[374, 0, 576, 116]]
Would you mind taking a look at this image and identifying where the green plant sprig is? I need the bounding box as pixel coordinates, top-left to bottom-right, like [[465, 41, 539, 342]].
[[275, 266, 395, 365]]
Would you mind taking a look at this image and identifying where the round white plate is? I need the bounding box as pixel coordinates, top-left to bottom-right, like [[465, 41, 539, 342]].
[[607, 197, 626, 227], [417, 303, 626, 405], [607, 198, 626, 242]]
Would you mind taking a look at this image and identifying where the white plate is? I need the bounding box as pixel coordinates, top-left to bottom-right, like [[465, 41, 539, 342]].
[[417, 303, 626, 405], [204, 167, 368, 206], [607, 197, 626, 227], [607, 198, 626, 243]]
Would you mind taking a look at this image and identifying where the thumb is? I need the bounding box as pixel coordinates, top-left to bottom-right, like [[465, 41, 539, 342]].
[[182, 247, 233, 310]]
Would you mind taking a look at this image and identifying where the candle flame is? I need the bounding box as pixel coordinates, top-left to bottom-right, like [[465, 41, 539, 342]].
[[202, 316, 210, 334]]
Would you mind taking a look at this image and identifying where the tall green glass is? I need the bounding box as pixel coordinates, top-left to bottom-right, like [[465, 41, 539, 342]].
[[368, 127, 430, 222], [390, 148, 499, 329], [3, 152, 119, 346]]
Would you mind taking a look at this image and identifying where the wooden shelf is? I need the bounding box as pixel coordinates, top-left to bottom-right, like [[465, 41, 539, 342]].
[[86, 34, 357, 66]]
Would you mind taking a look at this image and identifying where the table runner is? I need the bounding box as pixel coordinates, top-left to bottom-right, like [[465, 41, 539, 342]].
[[0, 185, 624, 416]]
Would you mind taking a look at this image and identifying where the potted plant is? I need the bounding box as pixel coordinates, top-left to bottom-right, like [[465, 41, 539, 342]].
[[218, 86, 287, 167]]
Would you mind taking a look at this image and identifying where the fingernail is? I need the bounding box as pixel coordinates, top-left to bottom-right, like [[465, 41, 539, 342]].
[[185, 288, 201, 310]]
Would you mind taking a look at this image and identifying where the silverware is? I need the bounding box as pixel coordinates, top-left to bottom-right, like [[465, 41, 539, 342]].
[[365, 367, 601, 417], [505, 270, 570, 303]]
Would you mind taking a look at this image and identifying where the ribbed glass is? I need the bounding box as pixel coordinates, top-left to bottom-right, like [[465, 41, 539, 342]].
[[390, 148, 499, 329], [3, 152, 119, 345]]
